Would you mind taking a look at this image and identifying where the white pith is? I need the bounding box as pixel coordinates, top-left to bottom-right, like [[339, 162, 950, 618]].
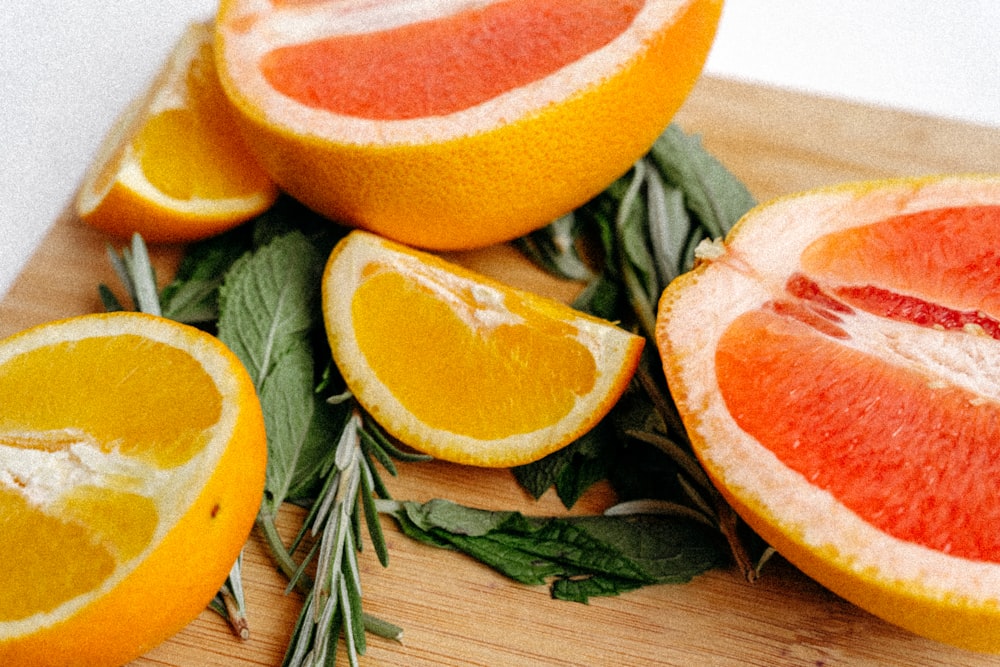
[[217, 0, 690, 145], [0, 314, 237, 637], [0, 434, 170, 507], [660, 176, 1000, 605]]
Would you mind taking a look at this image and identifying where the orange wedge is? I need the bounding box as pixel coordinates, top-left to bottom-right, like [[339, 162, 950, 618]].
[[656, 175, 1000, 652], [215, 0, 723, 250], [322, 231, 645, 467], [0, 312, 267, 666], [76, 22, 278, 244]]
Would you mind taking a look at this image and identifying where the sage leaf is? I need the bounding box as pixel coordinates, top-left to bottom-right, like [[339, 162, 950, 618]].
[[514, 212, 595, 282], [645, 169, 690, 285], [649, 124, 755, 239]]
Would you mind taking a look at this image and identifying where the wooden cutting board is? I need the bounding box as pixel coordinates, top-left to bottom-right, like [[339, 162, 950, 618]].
[[4, 76, 1000, 667]]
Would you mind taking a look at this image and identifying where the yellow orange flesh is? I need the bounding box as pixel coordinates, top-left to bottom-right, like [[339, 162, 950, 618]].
[[656, 175, 1000, 652], [0, 312, 266, 667], [322, 231, 644, 467], [215, 0, 722, 250], [76, 22, 277, 244]]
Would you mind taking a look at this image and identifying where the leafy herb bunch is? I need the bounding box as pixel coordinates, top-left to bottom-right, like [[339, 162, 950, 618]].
[[513, 125, 770, 575], [102, 123, 767, 666], [105, 213, 417, 666]]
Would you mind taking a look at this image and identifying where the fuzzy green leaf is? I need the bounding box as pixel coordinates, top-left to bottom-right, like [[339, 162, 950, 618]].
[[649, 125, 756, 241]]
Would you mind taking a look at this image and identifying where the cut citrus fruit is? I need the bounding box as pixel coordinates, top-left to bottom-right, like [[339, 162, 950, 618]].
[[214, 0, 723, 250], [322, 230, 644, 467], [76, 21, 278, 244], [0, 312, 267, 666], [655, 174, 1000, 652]]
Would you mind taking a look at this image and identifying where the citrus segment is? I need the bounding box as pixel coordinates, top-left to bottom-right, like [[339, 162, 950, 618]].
[[801, 205, 1000, 315], [717, 307, 1000, 562], [76, 22, 277, 244], [322, 231, 644, 467], [656, 175, 1000, 651], [261, 0, 643, 119], [215, 0, 722, 250], [0, 312, 267, 667]]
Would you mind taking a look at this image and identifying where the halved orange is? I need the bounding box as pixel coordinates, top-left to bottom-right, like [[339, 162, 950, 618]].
[[0, 312, 267, 666], [656, 174, 1000, 652], [214, 0, 723, 250], [76, 22, 278, 244], [322, 230, 645, 467]]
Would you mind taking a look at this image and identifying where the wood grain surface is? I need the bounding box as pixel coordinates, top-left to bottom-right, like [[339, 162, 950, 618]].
[[3, 76, 1000, 667]]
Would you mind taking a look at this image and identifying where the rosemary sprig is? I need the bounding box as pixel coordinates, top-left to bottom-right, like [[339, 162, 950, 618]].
[[102, 230, 422, 659], [282, 410, 389, 667]]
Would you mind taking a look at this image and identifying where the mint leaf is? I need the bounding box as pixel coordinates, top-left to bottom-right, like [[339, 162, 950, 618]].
[[379, 499, 725, 602], [160, 225, 255, 324], [216, 231, 330, 510], [512, 421, 614, 507]]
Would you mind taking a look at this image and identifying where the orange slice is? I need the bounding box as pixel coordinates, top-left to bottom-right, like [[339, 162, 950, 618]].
[[655, 174, 1000, 652], [0, 312, 267, 666], [322, 230, 645, 467], [215, 0, 722, 250], [76, 22, 278, 244]]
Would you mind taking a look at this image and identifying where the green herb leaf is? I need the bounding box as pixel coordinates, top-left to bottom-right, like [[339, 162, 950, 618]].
[[102, 233, 162, 316], [513, 212, 595, 282], [378, 499, 725, 602], [511, 420, 614, 507], [159, 225, 255, 324], [649, 124, 756, 242], [216, 231, 330, 512]]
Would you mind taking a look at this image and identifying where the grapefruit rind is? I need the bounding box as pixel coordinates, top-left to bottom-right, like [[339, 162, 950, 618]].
[[0, 312, 267, 666], [218, 0, 705, 145], [322, 231, 645, 468], [214, 0, 723, 250], [656, 174, 1000, 652]]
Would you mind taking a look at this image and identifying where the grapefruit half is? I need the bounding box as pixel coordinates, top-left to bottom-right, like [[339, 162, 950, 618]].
[[656, 174, 1000, 652], [214, 0, 723, 250]]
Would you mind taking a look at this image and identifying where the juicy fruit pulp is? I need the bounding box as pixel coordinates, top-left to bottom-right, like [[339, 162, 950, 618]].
[[77, 22, 277, 243], [720, 204, 1000, 563], [656, 175, 1000, 652], [322, 231, 645, 467], [0, 335, 218, 621], [0, 313, 267, 667], [261, 0, 644, 119], [215, 0, 723, 250], [351, 269, 599, 440]]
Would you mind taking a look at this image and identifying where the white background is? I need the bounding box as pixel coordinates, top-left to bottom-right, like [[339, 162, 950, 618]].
[[3, 1, 999, 298]]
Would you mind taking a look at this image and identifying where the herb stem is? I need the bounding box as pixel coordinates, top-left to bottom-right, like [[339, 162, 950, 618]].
[[257, 511, 308, 591], [218, 583, 250, 640], [716, 498, 758, 583]]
